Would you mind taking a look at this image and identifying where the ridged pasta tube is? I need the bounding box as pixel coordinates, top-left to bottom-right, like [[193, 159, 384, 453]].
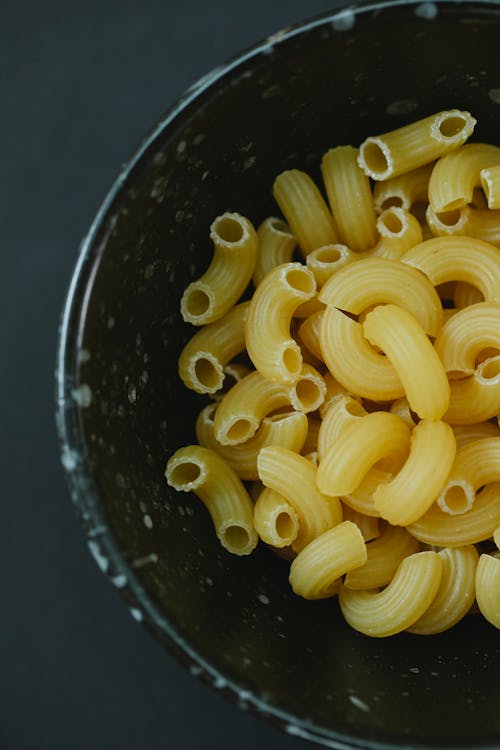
[[253, 487, 300, 548], [437, 437, 500, 515], [481, 165, 500, 209], [373, 162, 434, 213], [253, 217, 296, 286], [475, 554, 500, 629], [344, 524, 420, 590], [181, 213, 258, 325], [429, 142, 500, 212], [435, 302, 500, 376]]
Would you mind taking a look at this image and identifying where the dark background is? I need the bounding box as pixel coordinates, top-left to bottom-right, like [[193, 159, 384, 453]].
[[1, 2, 346, 749]]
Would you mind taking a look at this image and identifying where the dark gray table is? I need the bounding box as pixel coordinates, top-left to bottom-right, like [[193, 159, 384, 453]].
[[1, 2, 345, 748]]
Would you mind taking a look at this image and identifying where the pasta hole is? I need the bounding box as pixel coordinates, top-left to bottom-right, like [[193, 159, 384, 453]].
[[435, 208, 462, 227], [441, 485, 471, 514], [285, 268, 315, 294], [438, 114, 467, 138], [345, 399, 366, 417], [222, 525, 250, 552], [316, 246, 342, 263], [184, 288, 210, 317], [270, 218, 292, 235], [282, 346, 302, 378], [275, 512, 296, 540], [480, 357, 500, 380], [294, 378, 321, 409], [194, 357, 221, 390], [381, 196, 403, 210], [380, 209, 403, 235], [170, 461, 201, 487], [362, 142, 389, 175], [213, 215, 244, 243], [226, 418, 253, 443], [476, 348, 500, 366]]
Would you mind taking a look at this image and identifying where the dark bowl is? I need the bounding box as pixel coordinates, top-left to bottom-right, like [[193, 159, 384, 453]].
[[56, 2, 500, 748]]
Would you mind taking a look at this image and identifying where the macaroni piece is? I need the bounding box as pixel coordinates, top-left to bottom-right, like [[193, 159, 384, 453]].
[[306, 244, 355, 287], [253, 217, 296, 286], [475, 554, 500, 629], [437, 437, 500, 515], [344, 524, 420, 590], [253, 487, 299, 548], [341, 505, 380, 542], [370, 207, 423, 260], [373, 162, 433, 213], [165, 445, 258, 555], [481, 165, 500, 209], [429, 142, 500, 212], [181, 212, 258, 325]]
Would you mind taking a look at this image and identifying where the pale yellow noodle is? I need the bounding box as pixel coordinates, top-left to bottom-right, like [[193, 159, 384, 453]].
[[434, 302, 500, 375], [181, 213, 258, 325], [341, 505, 380, 542], [253, 487, 299, 548], [363, 304, 450, 419], [289, 521, 366, 599], [429, 142, 500, 212], [317, 395, 367, 460], [475, 554, 500, 629], [306, 244, 355, 287], [339, 552, 444, 637], [408, 546, 479, 634], [452, 421, 500, 449], [437, 437, 500, 514], [373, 163, 433, 212], [444, 356, 500, 424], [298, 311, 324, 362], [480, 165, 500, 209], [273, 169, 338, 255], [344, 524, 420, 590], [453, 282, 484, 309], [165, 445, 258, 555], [369, 208, 423, 260], [253, 217, 296, 286], [389, 397, 418, 429]]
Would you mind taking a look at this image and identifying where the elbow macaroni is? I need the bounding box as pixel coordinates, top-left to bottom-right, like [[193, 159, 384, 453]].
[[167, 109, 499, 634]]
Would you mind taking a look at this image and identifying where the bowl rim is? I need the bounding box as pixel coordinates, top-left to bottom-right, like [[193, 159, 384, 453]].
[[55, 1, 500, 748]]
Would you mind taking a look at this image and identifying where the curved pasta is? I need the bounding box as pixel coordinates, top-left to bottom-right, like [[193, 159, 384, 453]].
[[246, 262, 316, 384], [289, 521, 367, 600], [344, 524, 420, 590], [358, 110, 476, 181], [321, 146, 378, 252], [363, 304, 450, 419], [444, 356, 500, 424], [273, 169, 338, 255], [317, 395, 367, 460], [306, 244, 355, 287], [319, 257, 442, 336], [389, 397, 418, 429], [374, 420, 456, 526], [437, 437, 500, 515], [369, 208, 423, 260], [453, 421, 500, 449], [319, 371, 361, 417], [402, 236, 500, 302], [196, 404, 308, 480], [407, 482, 500, 546], [339, 551, 443, 637], [302, 416, 321, 455], [429, 142, 500, 212], [373, 162, 433, 213], [317, 411, 410, 497], [181, 213, 258, 324], [453, 282, 484, 309], [298, 311, 324, 362], [165, 445, 258, 555], [320, 307, 404, 401], [427, 204, 500, 248], [253, 487, 299, 548], [288, 363, 326, 413], [408, 546, 479, 634], [178, 302, 249, 394], [257, 445, 342, 552], [480, 165, 500, 209], [475, 554, 500, 629], [253, 217, 297, 286], [341, 469, 389, 517], [435, 302, 500, 375], [341, 505, 380, 542]]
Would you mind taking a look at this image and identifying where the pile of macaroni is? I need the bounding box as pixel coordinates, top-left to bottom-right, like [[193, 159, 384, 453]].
[[166, 110, 500, 637]]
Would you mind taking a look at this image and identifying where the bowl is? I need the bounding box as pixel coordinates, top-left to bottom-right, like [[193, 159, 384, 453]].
[[56, 2, 500, 748]]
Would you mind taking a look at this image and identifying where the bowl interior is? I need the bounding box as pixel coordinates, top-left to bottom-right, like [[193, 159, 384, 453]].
[[60, 2, 500, 748]]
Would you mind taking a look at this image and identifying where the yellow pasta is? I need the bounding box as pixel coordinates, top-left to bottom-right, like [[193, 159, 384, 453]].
[[426, 204, 500, 247], [434, 302, 500, 376], [305, 244, 355, 287], [289, 521, 366, 599], [321, 145, 378, 251], [181, 213, 258, 325], [319, 257, 442, 336], [253, 487, 299, 548], [363, 304, 450, 419], [453, 421, 500, 449], [475, 554, 500, 629], [402, 236, 500, 302], [320, 307, 404, 401], [257, 445, 342, 552], [196, 403, 308, 480], [319, 371, 361, 417], [317, 395, 367, 460], [341, 505, 380, 541], [480, 165, 500, 209], [408, 546, 479, 634], [273, 169, 338, 255], [358, 110, 476, 181], [298, 311, 324, 362], [339, 551, 443, 637], [494, 526, 500, 550], [374, 420, 456, 526], [429, 142, 500, 212], [178, 302, 249, 394], [344, 524, 420, 590], [437, 437, 500, 515], [407, 482, 500, 546], [301, 416, 321, 455], [373, 162, 433, 213], [245, 262, 316, 385], [253, 217, 297, 286], [341, 468, 389, 517], [369, 207, 423, 260], [444, 356, 500, 424], [165, 445, 258, 555], [317, 411, 410, 497], [453, 281, 483, 309], [389, 397, 418, 429]]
